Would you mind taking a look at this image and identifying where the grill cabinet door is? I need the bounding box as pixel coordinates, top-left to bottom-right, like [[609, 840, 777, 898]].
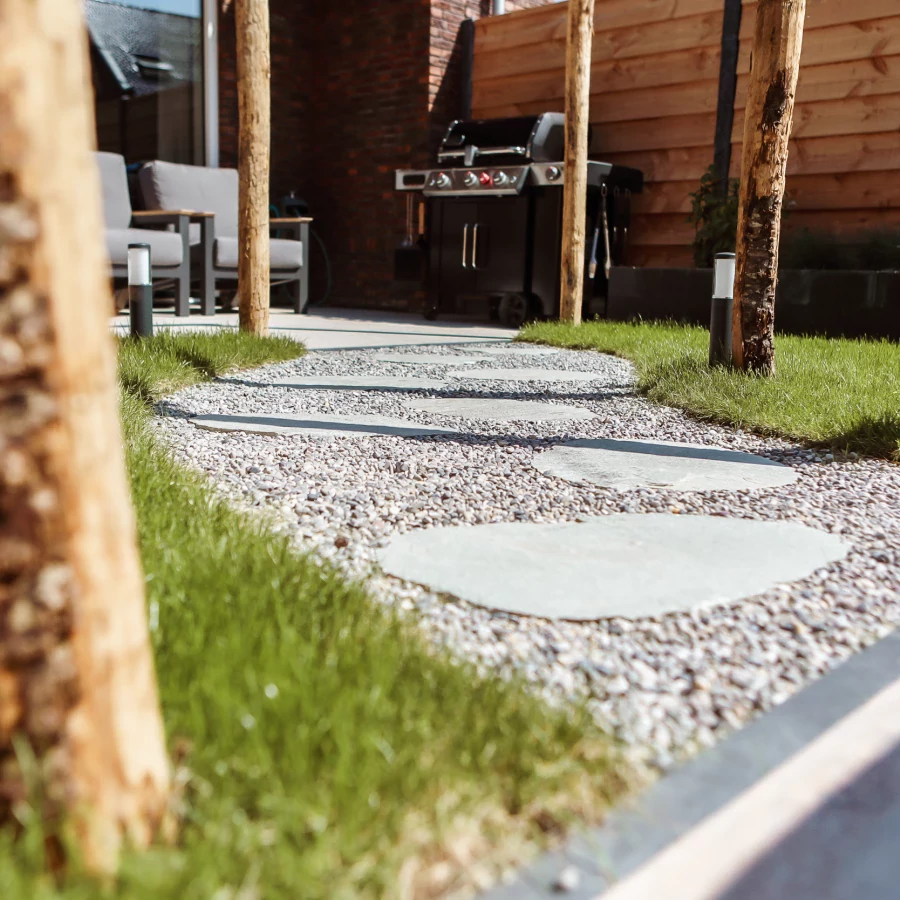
[[437, 200, 478, 311], [471, 197, 529, 295]]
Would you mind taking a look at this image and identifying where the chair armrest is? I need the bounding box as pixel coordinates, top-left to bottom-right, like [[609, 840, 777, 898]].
[[270, 218, 310, 240], [132, 209, 214, 225], [270, 217, 313, 224]]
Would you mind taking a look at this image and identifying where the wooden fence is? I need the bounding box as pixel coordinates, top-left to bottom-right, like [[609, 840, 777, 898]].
[[472, 0, 900, 267]]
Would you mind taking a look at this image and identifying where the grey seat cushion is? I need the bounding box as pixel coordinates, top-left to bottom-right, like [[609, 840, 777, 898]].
[[139, 160, 239, 243], [106, 227, 184, 268], [214, 236, 303, 271], [95, 152, 132, 229]]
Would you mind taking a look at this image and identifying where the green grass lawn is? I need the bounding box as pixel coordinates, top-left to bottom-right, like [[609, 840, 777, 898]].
[[1, 332, 626, 899], [518, 320, 900, 460]]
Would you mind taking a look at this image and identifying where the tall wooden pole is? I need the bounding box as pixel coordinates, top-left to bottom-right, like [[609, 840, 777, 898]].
[[0, 0, 169, 872], [559, 0, 595, 325], [731, 0, 806, 374], [235, 0, 271, 336]]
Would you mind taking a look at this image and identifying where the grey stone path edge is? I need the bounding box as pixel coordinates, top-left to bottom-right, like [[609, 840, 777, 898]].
[[533, 438, 799, 492], [471, 344, 559, 356], [378, 515, 849, 621], [402, 397, 597, 422], [191, 412, 456, 439], [268, 375, 447, 392], [373, 352, 483, 365], [448, 367, 599, 383]]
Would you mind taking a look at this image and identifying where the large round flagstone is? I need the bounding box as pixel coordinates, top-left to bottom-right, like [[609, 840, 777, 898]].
[[447, 367, 598, 383], [533, 438, 798, 492], [191, 412, 456, 439], [402, 397, 596, 422], [471, 344, 558, 357], [269, 375, 447, 392], [378, 515, 849, 621], [373, 352, 482, 365]]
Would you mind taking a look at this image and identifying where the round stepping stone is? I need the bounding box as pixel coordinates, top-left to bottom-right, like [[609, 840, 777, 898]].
[[269, 375, 447, 392], [402, 397, 595, 422], [471, 344, 558, 356], [191, 412, 456, 440], [373, 352, 482, 365], [447, 367, 598, 383], [378, 515, 849, 621], [533, 438, 798, 492]]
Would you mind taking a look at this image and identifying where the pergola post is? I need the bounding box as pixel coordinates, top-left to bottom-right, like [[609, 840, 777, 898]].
[[731, 0, 806, 374], [559, 0, 596, 326]]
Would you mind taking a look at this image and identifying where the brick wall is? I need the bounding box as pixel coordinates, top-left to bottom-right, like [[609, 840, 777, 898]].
[[218, 0, 552, 311]]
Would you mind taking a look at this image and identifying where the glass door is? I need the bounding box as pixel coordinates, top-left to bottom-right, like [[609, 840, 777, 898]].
[[86, 0, 214, 166]]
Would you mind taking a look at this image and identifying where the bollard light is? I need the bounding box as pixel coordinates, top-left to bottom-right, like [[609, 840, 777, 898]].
[[709, 252, 735, 367], [128, 243, 153, 339]]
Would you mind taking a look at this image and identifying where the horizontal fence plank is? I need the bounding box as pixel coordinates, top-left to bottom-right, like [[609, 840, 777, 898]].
[[784, 208, 900, 234], [737, 16, 900, 72], [732, 94, 900, 141], [629, 214, 696, 246], [597, 112, 716, 153], [784, 171, 900, 211], [473, 44, 723, 106], [603, 146, 715, 182]]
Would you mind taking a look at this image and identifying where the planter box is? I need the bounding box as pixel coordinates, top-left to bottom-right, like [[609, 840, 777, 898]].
[[608, 267, 900, 340]]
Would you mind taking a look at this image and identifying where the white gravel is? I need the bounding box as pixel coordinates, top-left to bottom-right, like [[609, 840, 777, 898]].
[[154, 342, 900, 770]]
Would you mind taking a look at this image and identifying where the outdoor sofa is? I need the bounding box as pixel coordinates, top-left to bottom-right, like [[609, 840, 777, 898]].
[[138, 160, 311, 314], [96, 150, 209, 315]]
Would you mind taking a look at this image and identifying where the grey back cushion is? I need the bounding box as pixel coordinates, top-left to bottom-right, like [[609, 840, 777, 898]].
[[139, 161, 239, 237], [95, 152, 132, 229]]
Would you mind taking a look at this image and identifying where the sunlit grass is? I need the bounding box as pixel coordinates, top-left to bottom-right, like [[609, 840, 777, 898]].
[[519, 320, 900, 459]]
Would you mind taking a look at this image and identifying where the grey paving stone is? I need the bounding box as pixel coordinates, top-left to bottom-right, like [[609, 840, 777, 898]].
[[378, 515, 849, 621], [533, 438, 799, 492], [372, 352, 482, 365], [447, 367, 599, 383], [470, 344, 559, 356], [191, 412, 456, 440], [268, 375, 448, 392], [402, 397, 596, 422]]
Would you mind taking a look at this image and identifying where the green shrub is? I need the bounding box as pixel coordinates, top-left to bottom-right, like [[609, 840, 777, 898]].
[[687, 165, 740, 268]]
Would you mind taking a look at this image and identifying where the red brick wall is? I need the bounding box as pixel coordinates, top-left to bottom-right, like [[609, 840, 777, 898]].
[[218, 0, 552, 311]]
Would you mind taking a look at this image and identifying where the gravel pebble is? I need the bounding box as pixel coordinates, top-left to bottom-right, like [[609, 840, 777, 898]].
[[154, 342, 900, 770]]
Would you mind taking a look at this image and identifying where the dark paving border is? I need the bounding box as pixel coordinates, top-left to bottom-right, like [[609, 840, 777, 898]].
[[481, 628, 900, 899]]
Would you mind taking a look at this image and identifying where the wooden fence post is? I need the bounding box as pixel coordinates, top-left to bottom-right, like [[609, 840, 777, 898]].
[[731, 0, 806, 374], [559, 0, 596, 326], [235, 0, 271, 336], [0, 0, 169, 871]]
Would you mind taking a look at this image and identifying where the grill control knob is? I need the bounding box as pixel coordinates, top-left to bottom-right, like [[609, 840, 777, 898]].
[[493, 171, 509, 186], [463, 172, 478, 187], [545, 166, 562, 182], [434, 172, 451, 188]]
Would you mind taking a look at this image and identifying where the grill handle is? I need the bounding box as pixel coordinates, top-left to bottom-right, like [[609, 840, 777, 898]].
[[461, 224, 469, 268], [472, 223, 480, 269]]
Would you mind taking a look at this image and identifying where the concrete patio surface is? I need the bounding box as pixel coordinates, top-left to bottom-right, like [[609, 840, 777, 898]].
[[111, 307, 517, 350]]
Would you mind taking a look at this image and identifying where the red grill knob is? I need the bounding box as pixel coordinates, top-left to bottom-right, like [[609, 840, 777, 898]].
[[479, 171, 492, 186]]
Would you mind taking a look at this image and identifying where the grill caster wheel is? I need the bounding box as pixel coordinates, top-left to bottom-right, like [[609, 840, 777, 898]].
[[498, 292, 537, 329], [423, 307, 439, 321]]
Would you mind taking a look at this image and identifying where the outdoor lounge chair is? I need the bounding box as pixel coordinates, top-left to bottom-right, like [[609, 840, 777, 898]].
[[96, 151, 209, 316], [138, 160, 310, 315]]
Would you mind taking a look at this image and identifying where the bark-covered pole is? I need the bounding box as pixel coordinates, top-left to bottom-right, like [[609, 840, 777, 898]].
[[731, 0, 806, 374], [0, 0, 169, 872], [235, 0, 271, 336], [559, 0, 596, 325]]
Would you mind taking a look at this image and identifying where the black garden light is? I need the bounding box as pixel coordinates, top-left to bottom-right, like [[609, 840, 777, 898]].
[[127, 243, 153, 338], [710, 252, 735, 367]]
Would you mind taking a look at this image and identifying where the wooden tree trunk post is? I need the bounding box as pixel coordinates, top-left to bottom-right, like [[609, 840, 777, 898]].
[[559, 0, 595, 326], [235, 0, 271, 336], [0, 0, 169, 872], [731, 0, 806, 374]]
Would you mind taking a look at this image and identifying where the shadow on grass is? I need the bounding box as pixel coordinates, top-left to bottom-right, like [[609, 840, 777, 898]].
[[830, 415, 900, 461]]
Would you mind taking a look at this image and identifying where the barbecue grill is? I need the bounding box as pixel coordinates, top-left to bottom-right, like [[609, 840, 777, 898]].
[[395, 112, 644, 326]]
